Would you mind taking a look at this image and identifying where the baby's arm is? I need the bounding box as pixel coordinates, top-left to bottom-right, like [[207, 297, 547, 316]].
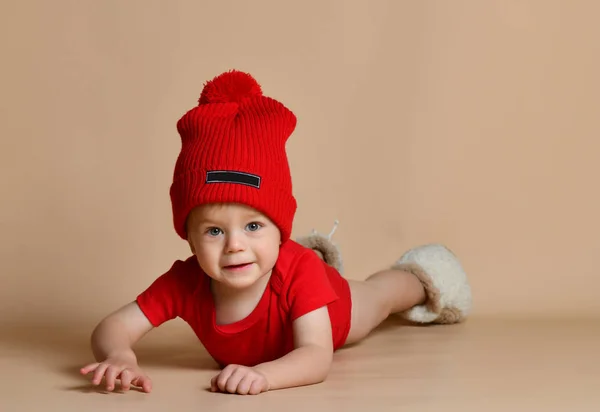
[[256, 306, 334, 389], [80, 301, 155, 392], [211, 305, 333, 394]]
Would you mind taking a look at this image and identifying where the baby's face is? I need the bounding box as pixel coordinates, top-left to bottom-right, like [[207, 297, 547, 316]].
[[186, 203, 281, 292]]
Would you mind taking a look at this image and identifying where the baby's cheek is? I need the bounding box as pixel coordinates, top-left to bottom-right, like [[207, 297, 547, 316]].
[[257, 247, 279, 270], [195, 251, 219, 272]]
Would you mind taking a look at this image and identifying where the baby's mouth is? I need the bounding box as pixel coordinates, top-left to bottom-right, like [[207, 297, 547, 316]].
[[223, 262, 253, 270]]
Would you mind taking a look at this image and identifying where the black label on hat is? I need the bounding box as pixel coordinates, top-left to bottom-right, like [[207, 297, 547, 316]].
[[206, 170, 261, 189]]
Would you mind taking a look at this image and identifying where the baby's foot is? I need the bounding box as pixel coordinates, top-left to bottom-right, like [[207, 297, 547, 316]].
[[392, 244, 472, 324], [296, 221, 344, 274]]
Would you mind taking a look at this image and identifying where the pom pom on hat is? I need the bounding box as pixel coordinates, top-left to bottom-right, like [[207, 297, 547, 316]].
[[199, 70, 263, 105]]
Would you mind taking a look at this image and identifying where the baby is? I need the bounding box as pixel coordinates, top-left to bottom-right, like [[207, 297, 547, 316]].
[[80, 70, 472, 395]]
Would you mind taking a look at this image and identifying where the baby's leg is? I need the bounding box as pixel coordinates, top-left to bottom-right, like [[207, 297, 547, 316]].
[[344, 244, 472, 346], [344, 269, 426, 345], [295, 224, 472, 345]]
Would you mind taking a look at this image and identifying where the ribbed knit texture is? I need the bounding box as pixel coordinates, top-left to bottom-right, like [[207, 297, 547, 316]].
[[170, 70, 297, 241]]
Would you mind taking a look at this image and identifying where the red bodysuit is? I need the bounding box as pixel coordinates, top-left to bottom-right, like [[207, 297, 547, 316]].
[[136, 240, 352, 367]]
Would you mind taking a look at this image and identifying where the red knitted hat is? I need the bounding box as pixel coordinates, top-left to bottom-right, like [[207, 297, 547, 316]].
[[170, 70, 298, 241]]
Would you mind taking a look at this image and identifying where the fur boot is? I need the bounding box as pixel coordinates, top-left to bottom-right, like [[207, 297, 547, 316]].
[[392, 244, 472, 324]]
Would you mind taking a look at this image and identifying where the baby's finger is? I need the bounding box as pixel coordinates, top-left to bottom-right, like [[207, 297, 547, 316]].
[[132, 375, 153, 393], [141, 376, 153, 393], [236, 374, 254, 395], [216, 366, 236, 392], [120, 369, 133, 391], [249, 379, 264, 395], [225, 368, 245, 393], [92, 363, 109, 386], [104, 365, 123, 391], [80, 363, 99, 375], [210, 375, 218, 392]]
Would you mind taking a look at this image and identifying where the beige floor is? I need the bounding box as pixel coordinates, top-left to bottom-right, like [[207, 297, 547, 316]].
[[1, 316, 599, 411]]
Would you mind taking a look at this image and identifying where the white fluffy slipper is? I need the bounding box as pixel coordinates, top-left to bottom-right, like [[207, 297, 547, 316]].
[[392, 244, 472, 324]]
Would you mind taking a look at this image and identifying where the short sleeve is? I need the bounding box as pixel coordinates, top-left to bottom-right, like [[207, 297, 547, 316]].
[[286, 250, 339, 321], [136, 259, 197, 327]]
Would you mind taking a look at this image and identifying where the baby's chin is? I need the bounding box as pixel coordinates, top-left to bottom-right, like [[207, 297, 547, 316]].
[[212, 267, 273, 290]]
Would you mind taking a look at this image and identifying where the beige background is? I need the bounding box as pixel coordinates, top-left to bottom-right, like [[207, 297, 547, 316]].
[[2, 1, 600, 410], [3, 0, 599, 325]]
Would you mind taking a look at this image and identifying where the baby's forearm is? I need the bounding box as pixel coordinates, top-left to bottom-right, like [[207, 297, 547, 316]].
[[91, 316, 138, 363], [255, 344, 333, 390]]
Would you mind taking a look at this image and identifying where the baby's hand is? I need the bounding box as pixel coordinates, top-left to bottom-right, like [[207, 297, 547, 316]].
[[210, 364, 269, 395], [80, 356, 152, 393]]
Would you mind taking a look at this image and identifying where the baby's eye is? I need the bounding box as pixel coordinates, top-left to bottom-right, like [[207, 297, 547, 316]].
[[246, 222, 262, 232], [207, 227, 222, 236]]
